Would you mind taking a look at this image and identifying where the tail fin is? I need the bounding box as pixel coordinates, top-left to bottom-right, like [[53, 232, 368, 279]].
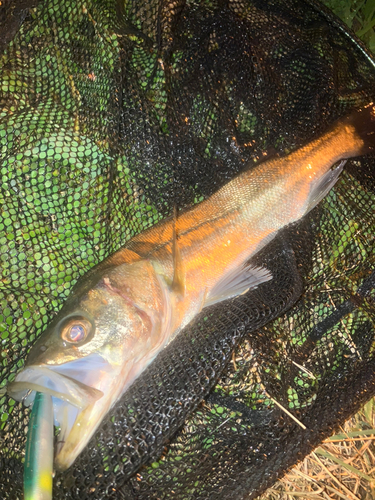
[[345, 102, 375, 155]]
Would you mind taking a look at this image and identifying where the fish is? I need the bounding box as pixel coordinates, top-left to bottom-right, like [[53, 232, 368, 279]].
[[7, 103, 375, 471], [24, 391, 54, 500]]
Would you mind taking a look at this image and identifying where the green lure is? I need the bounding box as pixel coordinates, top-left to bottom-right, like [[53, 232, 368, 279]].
[[24, 392, 54, 500]]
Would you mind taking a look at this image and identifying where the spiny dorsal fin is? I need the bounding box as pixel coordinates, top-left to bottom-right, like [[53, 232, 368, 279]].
[[171, 206, 185, 296]]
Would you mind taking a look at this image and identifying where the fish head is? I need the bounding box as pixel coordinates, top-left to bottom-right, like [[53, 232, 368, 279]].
[[26, 277, 154, 368], [7, 262, 168, 470]]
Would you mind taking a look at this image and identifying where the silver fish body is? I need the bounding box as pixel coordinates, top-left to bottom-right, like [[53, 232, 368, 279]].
[[8, 103, 375, 470]]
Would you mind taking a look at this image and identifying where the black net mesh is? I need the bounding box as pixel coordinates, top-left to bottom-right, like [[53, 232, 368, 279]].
[[1, 0, 375, 498]]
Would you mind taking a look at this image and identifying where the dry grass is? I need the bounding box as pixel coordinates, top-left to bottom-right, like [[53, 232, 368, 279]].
[[258, 398, 375, 500]]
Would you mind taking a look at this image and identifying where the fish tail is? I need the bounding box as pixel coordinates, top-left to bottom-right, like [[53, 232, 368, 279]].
[[345, 102, 375, 155]]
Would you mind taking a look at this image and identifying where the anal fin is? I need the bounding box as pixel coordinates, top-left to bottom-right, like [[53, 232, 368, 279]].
[[205, 263, 272, 307], [305, 160, 346, 214]]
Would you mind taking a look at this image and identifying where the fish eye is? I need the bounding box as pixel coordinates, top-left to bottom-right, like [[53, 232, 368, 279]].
[[60, 316, 93, 345]]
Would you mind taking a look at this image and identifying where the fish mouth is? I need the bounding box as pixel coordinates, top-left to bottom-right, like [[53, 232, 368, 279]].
[[7, 365, 104, 408], [7, 354, 115, 470]]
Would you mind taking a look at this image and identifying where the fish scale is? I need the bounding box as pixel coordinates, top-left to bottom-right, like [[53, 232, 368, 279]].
[[7, 103, 375, 472]]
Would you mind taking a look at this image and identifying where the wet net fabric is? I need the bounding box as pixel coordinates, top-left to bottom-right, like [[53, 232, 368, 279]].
[[1, 0, 375, 498]]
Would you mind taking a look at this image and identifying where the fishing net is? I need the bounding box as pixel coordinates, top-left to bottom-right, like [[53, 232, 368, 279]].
[[1, 0, 375, 498]]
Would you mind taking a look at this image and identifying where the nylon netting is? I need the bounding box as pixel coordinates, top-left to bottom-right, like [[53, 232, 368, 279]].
[[1, 0, 375, 499]]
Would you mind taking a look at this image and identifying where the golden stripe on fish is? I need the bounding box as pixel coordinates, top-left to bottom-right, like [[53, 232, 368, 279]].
[[7, 103, 375, 470]]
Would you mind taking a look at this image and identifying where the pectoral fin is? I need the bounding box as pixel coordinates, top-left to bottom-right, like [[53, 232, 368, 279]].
[[171, 206, 185, 296], [205, 263, 272, 307]]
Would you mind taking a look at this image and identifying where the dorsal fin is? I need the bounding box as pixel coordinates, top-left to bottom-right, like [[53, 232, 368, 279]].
[[171, 206, 185, 296]]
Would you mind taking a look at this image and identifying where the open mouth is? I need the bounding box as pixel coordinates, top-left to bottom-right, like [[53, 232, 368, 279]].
[[7, 365, 104, 409], [7, 354, 114, 468]]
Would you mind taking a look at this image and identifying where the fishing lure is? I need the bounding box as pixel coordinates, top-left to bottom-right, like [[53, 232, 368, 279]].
[[24, 391, 54, 500]]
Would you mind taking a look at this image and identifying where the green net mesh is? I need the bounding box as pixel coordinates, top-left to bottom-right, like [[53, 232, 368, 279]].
[[1, 0, 375, 498]]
